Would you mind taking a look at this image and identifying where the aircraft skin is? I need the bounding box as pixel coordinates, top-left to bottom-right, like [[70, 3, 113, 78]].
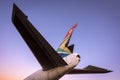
[[12, 4, 112, 80], [24, 53, 80, 80]]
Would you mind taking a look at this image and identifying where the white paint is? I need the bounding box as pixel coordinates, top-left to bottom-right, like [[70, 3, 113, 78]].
[[24, 53, 80, 80]]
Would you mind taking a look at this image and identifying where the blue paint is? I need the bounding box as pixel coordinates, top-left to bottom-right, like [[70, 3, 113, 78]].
[[59, 53, 69, 58]]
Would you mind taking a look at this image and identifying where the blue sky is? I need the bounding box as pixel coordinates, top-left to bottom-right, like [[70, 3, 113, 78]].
[[0, 0, 120, 80]]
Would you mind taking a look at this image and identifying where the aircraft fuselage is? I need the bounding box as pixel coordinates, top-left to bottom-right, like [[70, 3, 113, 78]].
[[24, 53, 80, 80]]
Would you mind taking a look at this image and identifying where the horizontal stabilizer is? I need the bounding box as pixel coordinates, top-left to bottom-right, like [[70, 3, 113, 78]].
[[12, 4, 67, 71], [68, 44, 74, 53], [68, 65, 112, 74]]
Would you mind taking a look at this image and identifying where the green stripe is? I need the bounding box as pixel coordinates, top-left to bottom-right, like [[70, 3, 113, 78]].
[[57, 48, 70, 53]]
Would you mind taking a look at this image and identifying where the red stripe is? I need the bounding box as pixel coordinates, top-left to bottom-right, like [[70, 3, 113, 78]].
[[64, 23, 78, 38]]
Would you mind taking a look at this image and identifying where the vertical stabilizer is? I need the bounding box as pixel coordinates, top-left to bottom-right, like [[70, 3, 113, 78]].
[[57, 23, 77, 54]]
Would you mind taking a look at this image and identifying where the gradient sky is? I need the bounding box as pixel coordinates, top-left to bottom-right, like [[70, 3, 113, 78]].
[[0, 0, 120, 80]]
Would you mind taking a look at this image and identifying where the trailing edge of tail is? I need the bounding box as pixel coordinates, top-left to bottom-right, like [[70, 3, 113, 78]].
[[57, 23, 78, 54]]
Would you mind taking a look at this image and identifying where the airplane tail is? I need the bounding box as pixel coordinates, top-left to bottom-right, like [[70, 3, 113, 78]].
[[57, 23, 78, 56]]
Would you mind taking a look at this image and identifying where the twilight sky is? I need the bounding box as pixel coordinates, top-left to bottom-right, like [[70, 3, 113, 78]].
[[0, 0, 120, 80]]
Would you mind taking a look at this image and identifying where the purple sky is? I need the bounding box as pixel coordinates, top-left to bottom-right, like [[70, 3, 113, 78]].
[[0, 0, 120, 80]]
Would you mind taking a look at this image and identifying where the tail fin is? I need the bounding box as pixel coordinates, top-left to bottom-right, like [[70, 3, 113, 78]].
[[57, 23, 78, 54]]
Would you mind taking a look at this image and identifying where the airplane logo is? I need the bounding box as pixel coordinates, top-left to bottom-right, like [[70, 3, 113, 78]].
[[12, 4, 112, 80]]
